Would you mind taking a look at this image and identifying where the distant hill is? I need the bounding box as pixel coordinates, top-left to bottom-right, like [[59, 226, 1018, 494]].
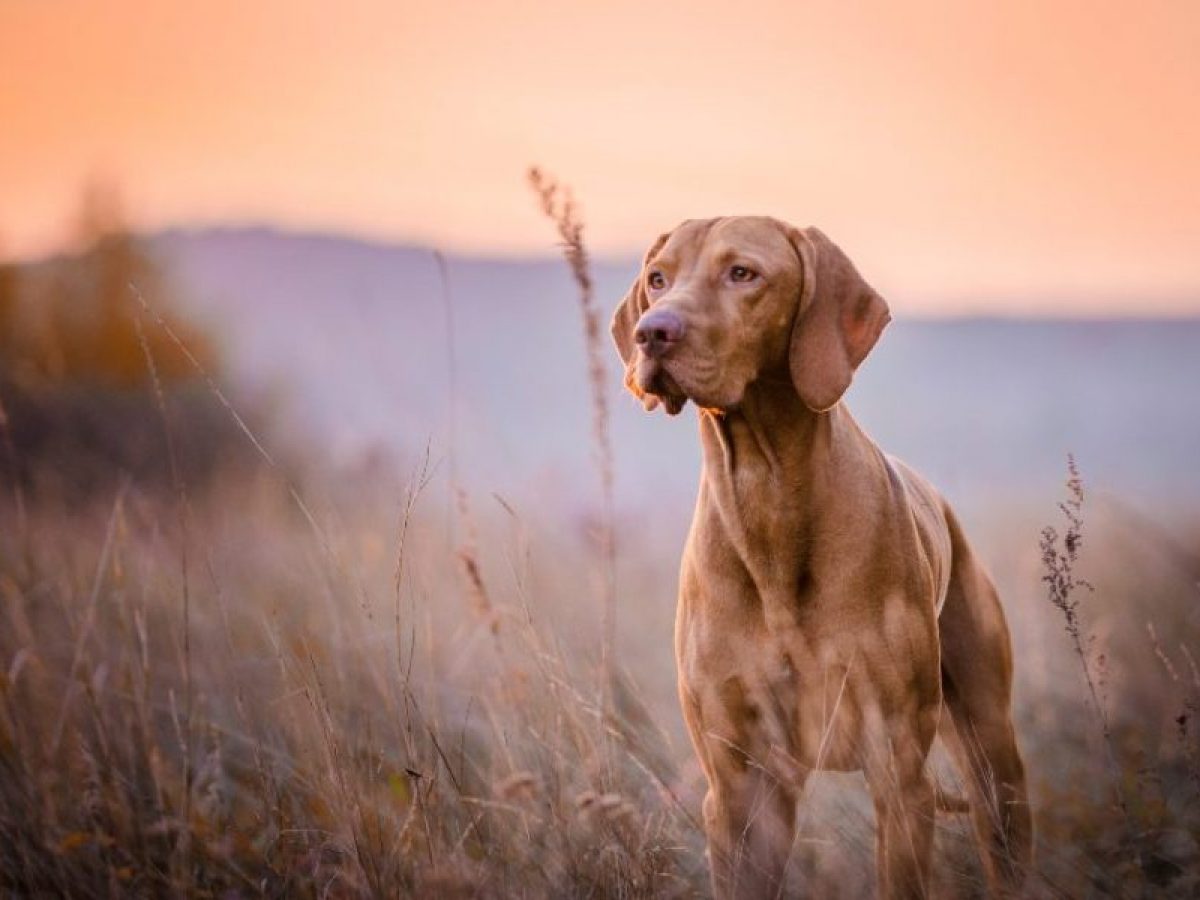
[[150, 227, 1200, 526]]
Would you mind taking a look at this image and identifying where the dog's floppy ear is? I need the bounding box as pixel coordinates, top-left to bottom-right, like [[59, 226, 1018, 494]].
[[785, 225, 890, 412], [610, 230, 672, 410]]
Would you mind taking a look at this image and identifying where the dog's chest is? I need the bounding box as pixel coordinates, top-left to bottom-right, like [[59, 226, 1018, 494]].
[[676, 610, 885, 773], [699, 456, 815, 590]]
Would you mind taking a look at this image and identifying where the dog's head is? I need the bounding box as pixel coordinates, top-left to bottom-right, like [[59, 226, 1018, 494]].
[[610, 217, 890, 414]]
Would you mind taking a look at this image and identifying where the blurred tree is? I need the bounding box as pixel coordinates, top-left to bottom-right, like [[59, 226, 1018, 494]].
[[0, 183, 257, 495], [3, 179, 216, 388]]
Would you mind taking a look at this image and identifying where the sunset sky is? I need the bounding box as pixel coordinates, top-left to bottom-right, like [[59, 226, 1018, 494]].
[[3, 0, 1199, 313]]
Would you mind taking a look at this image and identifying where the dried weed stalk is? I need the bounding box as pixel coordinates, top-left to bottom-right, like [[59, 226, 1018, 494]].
[[1040, 454, 1129, 822], [527, 167, 618, 704]]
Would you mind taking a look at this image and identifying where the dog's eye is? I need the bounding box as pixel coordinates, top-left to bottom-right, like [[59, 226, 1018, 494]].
[[647, 271, 667, 291], [729, 265, 757, 283]]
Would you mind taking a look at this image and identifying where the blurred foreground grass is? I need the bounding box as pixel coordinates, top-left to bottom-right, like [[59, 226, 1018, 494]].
[[0, 460, 709, 897], [1, 448, 1199, 897]]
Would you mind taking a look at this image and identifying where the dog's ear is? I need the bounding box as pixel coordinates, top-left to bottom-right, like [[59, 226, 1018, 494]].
[[784, 225, 890, 412], [610, 230, 672, 410]]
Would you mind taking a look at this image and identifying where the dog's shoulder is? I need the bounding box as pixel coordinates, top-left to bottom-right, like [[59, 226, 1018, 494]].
[[884, 454, 954, 611]]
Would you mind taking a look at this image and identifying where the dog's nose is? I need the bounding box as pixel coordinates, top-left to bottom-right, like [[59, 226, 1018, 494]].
[[634, 309, 685, 358]]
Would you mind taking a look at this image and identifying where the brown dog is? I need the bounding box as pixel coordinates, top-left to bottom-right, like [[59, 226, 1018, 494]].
[[610, 217, 1032, 899]]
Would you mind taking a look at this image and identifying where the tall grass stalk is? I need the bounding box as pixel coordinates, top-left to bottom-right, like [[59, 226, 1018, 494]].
[[132, 303, 195, 888], [527, 167, 618, 718], [394, 443, 434, 684], [430, 251, 499, 638]]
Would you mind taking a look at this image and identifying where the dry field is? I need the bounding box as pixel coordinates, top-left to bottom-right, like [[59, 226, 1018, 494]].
[[1, 427, 1198, 897]]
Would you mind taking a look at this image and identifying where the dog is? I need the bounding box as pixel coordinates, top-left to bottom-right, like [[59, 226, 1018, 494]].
[[610, 217, 1032, 899]]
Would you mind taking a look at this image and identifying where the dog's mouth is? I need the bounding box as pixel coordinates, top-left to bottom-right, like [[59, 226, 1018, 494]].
[[634, 359, 689, 416]]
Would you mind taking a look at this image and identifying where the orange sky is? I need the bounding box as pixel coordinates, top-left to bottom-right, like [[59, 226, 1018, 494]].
[[2, 0, 1199, 313]]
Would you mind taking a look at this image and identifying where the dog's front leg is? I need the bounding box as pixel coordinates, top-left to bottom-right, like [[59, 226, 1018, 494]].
[[864, 734, 936, 900], [702, 766, 797, 900]]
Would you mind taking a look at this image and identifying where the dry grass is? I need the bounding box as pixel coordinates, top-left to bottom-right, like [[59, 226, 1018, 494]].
[[0, 473, 706, 898], [3, 423, 1200, 898]]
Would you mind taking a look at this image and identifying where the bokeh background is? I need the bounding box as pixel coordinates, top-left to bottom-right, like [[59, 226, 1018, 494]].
[[2, 1, 1198, 896]]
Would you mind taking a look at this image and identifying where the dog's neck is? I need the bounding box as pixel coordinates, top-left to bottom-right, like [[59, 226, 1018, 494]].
[[694, 374, 871, 601], [698, 376, 831, 487]]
